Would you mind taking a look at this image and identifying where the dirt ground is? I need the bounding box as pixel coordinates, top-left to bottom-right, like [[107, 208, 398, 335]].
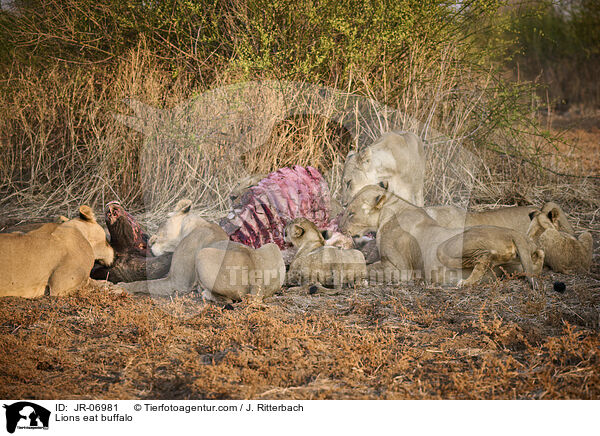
[[0, 273, 598, 400], [1, 114, 599, 400], [539, 111, 600, 174]]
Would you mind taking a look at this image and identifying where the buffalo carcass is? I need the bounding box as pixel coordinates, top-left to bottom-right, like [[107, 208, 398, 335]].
[[96, 166, 375, 282], [221, 166, 377, 263], [91, 202, 172, 283], [221, 166, 339, 251]]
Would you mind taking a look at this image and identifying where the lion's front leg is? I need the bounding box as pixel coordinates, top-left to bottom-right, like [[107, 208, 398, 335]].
[[48, 261, 92, 296], [378, 226, 423, 282]]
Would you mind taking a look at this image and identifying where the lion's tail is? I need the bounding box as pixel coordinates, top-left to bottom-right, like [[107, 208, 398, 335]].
[[513, 233, 537, 289]]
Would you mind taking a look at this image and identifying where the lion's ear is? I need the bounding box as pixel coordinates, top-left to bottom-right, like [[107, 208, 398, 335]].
[[293, 225, 305, 239], [547, 208, 560, 224], [356, 147, 371, 164], [79, 205, 96, 222], [175, 199, 192, 214], [378, 181, 389, 190], [374, 193, 387, 210], [528, 211, 537, 221]]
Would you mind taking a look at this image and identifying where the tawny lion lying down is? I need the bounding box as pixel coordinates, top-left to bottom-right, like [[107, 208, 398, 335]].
[[284, 217, 366, 292], [339, 186, 543, 288], [119, 200, 286, 301], [527, 207, 593, 274], [0, 206, 114, 298]]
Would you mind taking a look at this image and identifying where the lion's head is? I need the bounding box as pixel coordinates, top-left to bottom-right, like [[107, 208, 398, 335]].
[[527, 207, 561, 241], [284, 218, 325, 249], [63, 206, 114, 266], [338, 185, 388, 237], [148, 199, 197, 256]]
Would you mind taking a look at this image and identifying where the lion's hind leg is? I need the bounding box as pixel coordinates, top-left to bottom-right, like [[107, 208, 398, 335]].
[[447, 229, 539, 289], [118, 275, 195, 296], [437, 230, 498, 287]]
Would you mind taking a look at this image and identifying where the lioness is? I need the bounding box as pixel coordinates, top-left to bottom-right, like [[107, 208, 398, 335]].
[[425, 201, 574, 235], [339, 186, 542, 288], [0, 206, 114, 298], [228, 173, 266, 208], [0, 215, 68, 234], [285, 218, 366, 290], [119, 199, 286, 301], [527, 208, 593, 274], [119, 199, 229, 294], [341, 131, 425, 206], [196, 241, 285, 301]]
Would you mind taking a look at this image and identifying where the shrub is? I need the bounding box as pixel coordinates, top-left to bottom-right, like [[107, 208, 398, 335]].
[[0, 0, 571, 219]]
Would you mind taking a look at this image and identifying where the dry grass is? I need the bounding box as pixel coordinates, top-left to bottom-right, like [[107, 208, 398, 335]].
[[0, 273, 598, 400], [2, 42, 588, 225], [1, 75, 599, 401], [1, 0, 599, 401]]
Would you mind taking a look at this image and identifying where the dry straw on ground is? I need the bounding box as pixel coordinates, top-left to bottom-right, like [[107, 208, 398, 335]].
[[0, 275, 598, 400]]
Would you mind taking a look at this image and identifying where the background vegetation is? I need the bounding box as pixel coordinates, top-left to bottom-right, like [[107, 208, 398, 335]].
[[0, 0, 598, 220], [502, 0, 600, 107]]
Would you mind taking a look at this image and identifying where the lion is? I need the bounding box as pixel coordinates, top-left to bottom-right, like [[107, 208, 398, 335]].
[[0, 215, 69, 234], [339, 186, 543, 288], [284, 218, 366, 292], [118, 199, 229, 295], [341, 131, 425, 206], [425, 201, 574, 235], [196, 240, 285, 302], [527, 208, 593, 274], [147, 199, 227, 257], [0, 206, 114, 298], [228, 173, 266, 208]]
